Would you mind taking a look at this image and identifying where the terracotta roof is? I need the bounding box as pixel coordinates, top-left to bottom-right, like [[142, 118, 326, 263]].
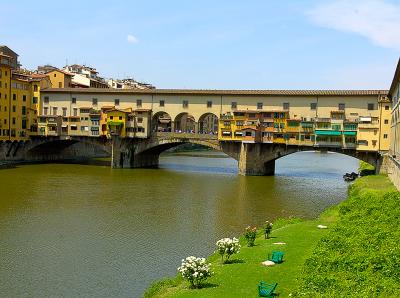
[[41, 88, 388, 97], [46, 69, 73, 76], [389, 58, 400, 97]]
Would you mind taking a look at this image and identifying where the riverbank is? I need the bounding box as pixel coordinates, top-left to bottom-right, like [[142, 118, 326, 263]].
[[144, 175, 399, 297]]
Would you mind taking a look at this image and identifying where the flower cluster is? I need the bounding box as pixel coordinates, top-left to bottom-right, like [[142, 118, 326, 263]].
[[265, 221, 273, 239], [177, 256, 212, 288], [245, 226, 257, 247], [216, 237, 241, 263]]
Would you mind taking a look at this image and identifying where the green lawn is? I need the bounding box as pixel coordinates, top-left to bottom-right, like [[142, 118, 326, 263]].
[[145, 175, 399, 298]]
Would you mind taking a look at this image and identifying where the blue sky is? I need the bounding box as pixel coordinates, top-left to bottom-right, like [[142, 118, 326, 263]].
[[1, 0, 399, 89]]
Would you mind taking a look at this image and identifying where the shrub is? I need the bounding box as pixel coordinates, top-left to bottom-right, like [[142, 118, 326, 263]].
[[264, 221, 273, 239], [216, 237, 241, 263], [177, 256, 212, 289], [244, 226, 257, 247]]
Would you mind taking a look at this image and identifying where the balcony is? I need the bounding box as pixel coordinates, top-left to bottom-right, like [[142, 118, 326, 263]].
[[358, 123, 379, 129]]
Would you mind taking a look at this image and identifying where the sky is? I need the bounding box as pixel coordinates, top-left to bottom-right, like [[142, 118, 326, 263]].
[[0, 0, 399, 90]]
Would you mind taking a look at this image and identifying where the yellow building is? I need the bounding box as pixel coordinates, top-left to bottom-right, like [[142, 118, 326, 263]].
[[46, 69, 73, 88], [0, 53, 13, 141], [106, 108, 132, 138]]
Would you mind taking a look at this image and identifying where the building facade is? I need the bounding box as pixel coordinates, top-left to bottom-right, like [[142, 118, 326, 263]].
[[39, 88, 391, 153]]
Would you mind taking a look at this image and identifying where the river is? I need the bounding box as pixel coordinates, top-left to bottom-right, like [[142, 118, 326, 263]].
[[0, 151, 358, 297]]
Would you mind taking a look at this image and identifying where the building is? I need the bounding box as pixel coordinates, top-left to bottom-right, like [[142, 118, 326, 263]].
[[0, 49, 51, 141], [107, 78, 155, 90], [0, 46, 20, 69], [387, 58, 400, 189], [63, 64, 108, 88], [39, 88, 390, 153], [45, 69, 73, 88]]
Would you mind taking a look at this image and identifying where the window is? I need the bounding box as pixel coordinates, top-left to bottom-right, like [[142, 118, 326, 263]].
[[384, 134, 388, 139], [13, 94, 16, 100], [207, 101, 212, 108], [137, 99, 142, 107], [33, 85, 38, 92], [12, 118, 16, 125], [283, 102, 289, 110], [58, 82, 62, 88], [32, 97, 38, 104], [368, 103, 374, 110], [183, 100, 189, 108], [22, 106, 26, 115], [231, 102, 237, 109], [54, 73, 57, 77], [384, 119, 389, 124], [115, 99, 120, 106], [92, 98, 98, 105], [338, 103, 345, 111], [159, 100, 165, 107], [62, 108, 67, 117], [72, 97, 76, 104], [385, 105, 389, 110], [53, 107, 57, 115], [257, 102, 263, 110], [44, 96, 49, 103], [23, 95, 26, 102], [137, 117, 143, 123], [73, 108, 78, 116], [119, 116, 122, 120], [110, 116, 114, 120], [22, 119, 27, 129], [310, 102, 317, 110]]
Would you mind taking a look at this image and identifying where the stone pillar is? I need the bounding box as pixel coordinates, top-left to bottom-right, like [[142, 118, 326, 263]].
[[111, 137, 135, 168], [238, 143, 275, 176]]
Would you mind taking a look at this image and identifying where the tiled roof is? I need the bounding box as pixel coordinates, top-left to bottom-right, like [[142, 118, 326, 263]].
[[41, 88, 388, 96]]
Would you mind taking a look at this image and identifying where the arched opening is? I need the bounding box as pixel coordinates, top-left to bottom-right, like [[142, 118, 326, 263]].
[[198, 113, 218, 135], [174, 113, 196, 133], [152, 111, 172, 132]]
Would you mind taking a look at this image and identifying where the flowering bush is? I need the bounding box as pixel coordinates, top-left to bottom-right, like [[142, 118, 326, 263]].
[[216, 237, 241, 263], [244, 226, 257, 247], [265, 221, 273, 239], [177, 256, 212, 288]]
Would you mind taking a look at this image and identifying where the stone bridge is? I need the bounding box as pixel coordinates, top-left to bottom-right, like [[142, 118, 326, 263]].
[[0, 133, 383, 175], [111, 132, 382, 175]]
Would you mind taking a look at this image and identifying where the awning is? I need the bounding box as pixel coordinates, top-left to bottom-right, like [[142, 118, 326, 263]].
[[315, 130, 342, 136], [343, 131, 357, 136], [107, 121, 123, 126], [360, 117, 372, 122], [222, 131, 231, 135]]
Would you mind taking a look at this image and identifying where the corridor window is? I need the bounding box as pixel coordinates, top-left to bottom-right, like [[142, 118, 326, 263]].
[[92, 98, 98, 105], [283, 102, 289, 110], [137, 99, 142, 107], [183, 100, 189, 108], [338, 103, 345, 111], [231, 102, 237, 109], [115, 99, 120, 106], [368, 103, 374, 110], [207, 101, 212, 108], [257, 102, 263, 110], [310, 103, 317, 110], [72, 97, 76, 104], [159, 100, 165, 107]]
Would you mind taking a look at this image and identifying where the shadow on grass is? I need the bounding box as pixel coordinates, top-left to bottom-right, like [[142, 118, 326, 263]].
[[200, 282, 219, 289], [224, 259, 245, 264]]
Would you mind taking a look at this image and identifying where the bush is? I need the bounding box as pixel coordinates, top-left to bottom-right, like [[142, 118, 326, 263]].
[[177, 256, 212, 289], [244, 226, 257, 246], [216, 237, 241, 263], [264, 221, 273, 239]]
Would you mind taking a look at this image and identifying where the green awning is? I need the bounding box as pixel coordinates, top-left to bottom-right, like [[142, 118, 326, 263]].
[[315, 130, 342, 136], [343, 131, 357, 136], [107, 121, 123, 126]]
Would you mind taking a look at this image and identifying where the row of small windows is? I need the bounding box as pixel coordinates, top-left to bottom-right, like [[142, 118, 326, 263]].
[[42, 97, 381, 111]]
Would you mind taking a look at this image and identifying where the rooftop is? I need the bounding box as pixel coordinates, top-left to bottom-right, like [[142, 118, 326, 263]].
[[41, 88, 388, 97]]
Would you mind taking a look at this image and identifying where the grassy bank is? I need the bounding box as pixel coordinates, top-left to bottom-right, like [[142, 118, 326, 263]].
[[145, 175, 399, 297]]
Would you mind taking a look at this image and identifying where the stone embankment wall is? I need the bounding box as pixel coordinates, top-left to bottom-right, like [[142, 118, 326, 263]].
[[381, 155, 400, 190]]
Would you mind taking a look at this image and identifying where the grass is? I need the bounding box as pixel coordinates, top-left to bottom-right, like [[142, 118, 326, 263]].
[[359, 161, 376, 176], [295, 175, 400, 297], [144, 175, 399, 298]]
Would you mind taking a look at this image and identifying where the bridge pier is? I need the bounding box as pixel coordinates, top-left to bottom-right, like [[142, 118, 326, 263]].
[[238, 143, 276, 176]]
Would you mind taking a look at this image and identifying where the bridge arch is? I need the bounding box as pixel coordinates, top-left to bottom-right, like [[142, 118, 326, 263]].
[[174, 112, 196, 133], [152, 111, 172, 133], [198, 113, 218, 135]]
